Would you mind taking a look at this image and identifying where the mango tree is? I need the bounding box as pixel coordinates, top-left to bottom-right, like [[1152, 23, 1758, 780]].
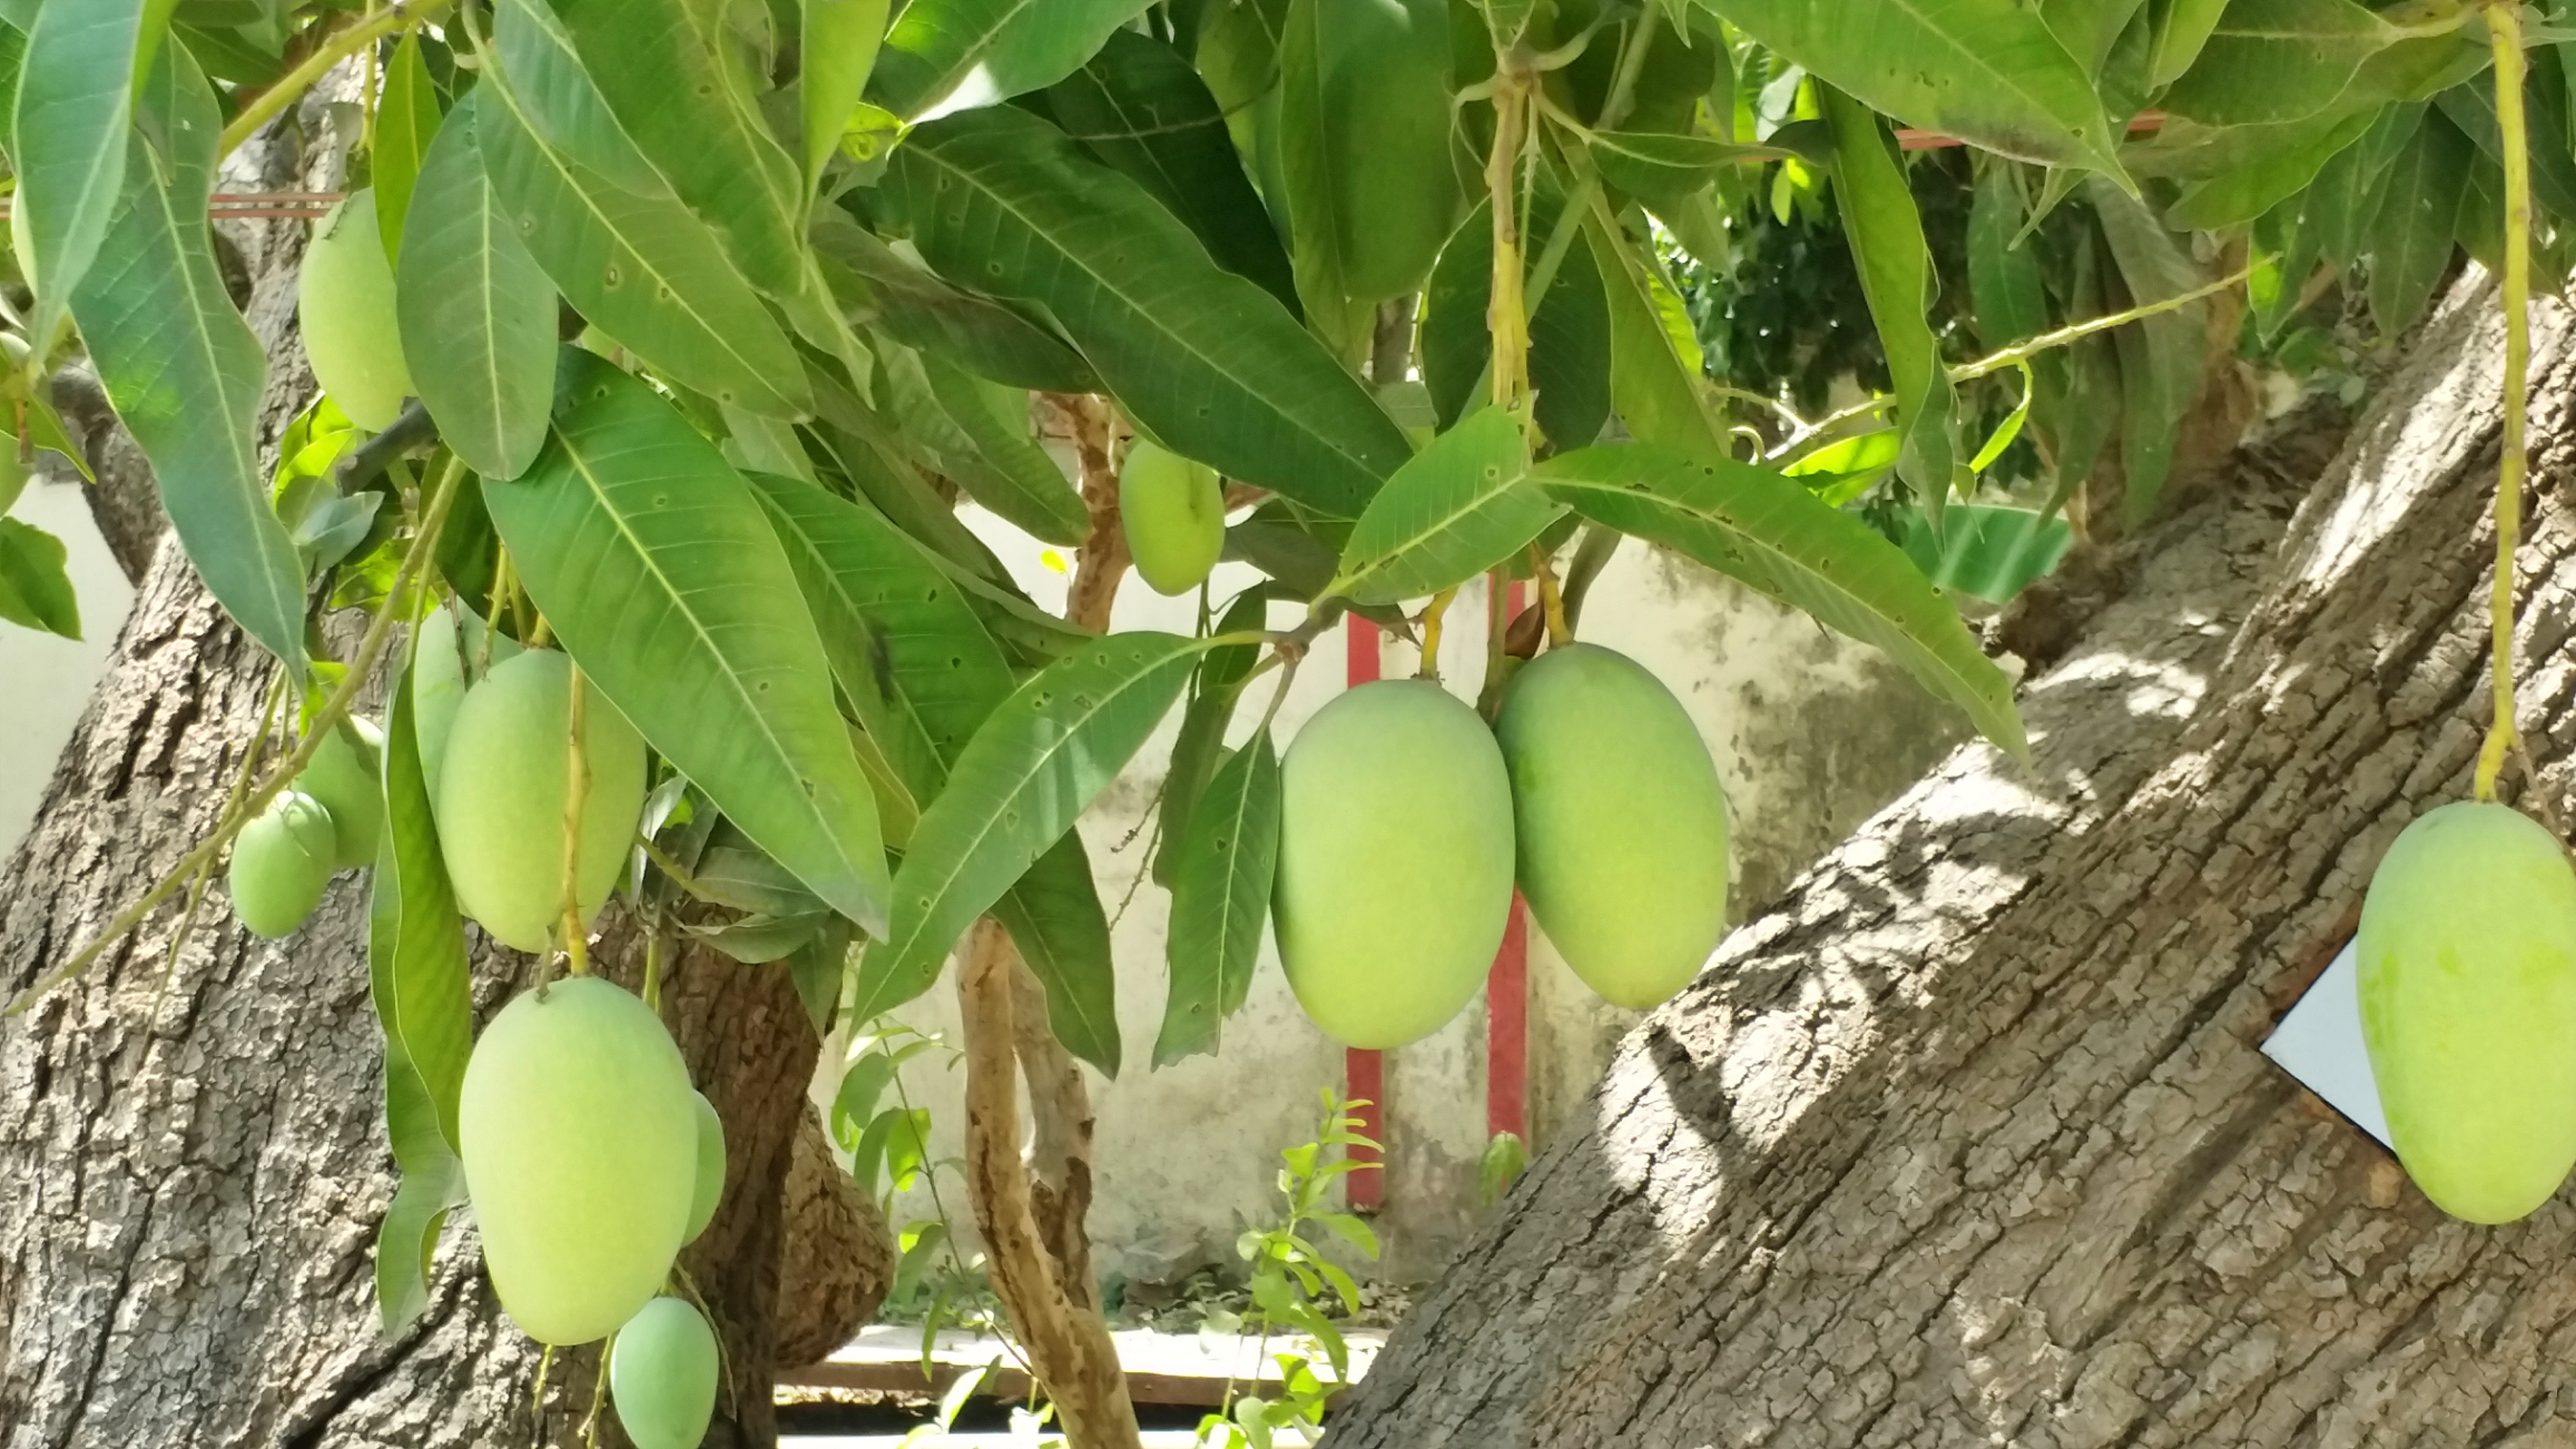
[[0, 0, 2569, 1446]]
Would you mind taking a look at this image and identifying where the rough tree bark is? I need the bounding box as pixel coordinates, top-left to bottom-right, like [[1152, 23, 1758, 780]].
[[0, 102, 885, 1449], [1332, 275, 2576, 1448]]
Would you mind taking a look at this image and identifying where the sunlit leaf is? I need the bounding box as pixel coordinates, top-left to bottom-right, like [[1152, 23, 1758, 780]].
[[1898, 502, 2072, 605], [0, 517, 78, 637], [13, 0, 171, 348], [870, 0, 1155, 120], [804, 0, 893, 193], [1588, 130, 1796, 207], [1327, 408, 1557, 605]]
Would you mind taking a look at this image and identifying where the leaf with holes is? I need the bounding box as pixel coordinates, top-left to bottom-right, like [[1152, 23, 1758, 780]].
[[487, 351, 889, 933], [850, 630, 1211, 1021], [1539, 442, 2024, 757], [1156, 733, 1280, 1068], [1327, 408, 1555, 606]]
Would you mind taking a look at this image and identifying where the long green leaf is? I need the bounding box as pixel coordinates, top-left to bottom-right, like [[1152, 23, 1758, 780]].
[[555, 0, 807, 299], [70, 44, 305, 675], [1538, 443, 2025, 756], [13, 0, 168, 348], [1156, 733, 1280, 1068], [2434, 75, 2576, 228], [2363, 107, 2471, 337], [878, 344, 1089, 546], [850, 630, 1209, 1020], [880, 104, 1410, 518], [1587, 211, 1726, 454], [2087, 178, 2211, 524], [1422, 192, 1609, 452], [489, 0, 673, 199], [1327, 408, 1557, 605], [992, 833, 1120, 1074], [373, 29, 442, 271], [1588, 131, 1797, 207], [397, 93, 557, 481], [2163, 106, 2373, 231], [1823, 84, 1958, 531], [2151, 0, 2231, 87], [368, 667, 474, 1333], [1045, 28, 1300, 315], [804, 0, 892, 193], [1153, 584, 1268, 888], [1898, 502, 2073, 605], [1275, 0, 1368, 354], [869, 0, 1154, 120], [0, 517, 79, 637], [812, 211, 1100, 394], [488, 352, 889, 933], [2158, 0, 2413, 129], [475, 62, 811, 419], [1692, 0, 2129, 177]]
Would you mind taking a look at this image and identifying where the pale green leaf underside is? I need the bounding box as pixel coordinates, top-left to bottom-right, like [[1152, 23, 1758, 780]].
[[1329, 407, 1559, 605], [14, 0, 157, 351], [487, 352, 890, 934], [804, 0, 892, 193], [870, 0, 1155, 120], [1538, 443, 2025, 757]]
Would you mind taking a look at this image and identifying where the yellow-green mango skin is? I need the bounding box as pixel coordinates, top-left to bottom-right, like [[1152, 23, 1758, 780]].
[[1275, 680, 1514, 1049], [1497, 644, 1729, 1010], [297, 715, 385, 870], [1119, 441, 1224, 596], [610, 1296, 720, 1449], [437, 648, 647, 953], [2358, 801, 2576, 1224], [684, 1090, 724, 1244], [413, 605, 522, 811], [229, 790, 339, 938], [1312, 0, 1460, 302], [460, 977, 698, 1346], [299, 190, 414, 430]]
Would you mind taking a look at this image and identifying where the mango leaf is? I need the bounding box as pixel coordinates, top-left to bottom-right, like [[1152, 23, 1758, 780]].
[[1153, 584, 1270, 888], [1422, 193, 1611, 453], [1045, 28, 1300, 316], [1693, 0, 2129, 177], [1898, 503, 2072, 605], [2041, 0, 2147, 78], [1273, 0, 1371, 354], [2248, 191, 2323, 343], [487, 352, 891, 934], [991, 833, 1121, 1074], [2151, 0, 2231, 87], [489, 0, 673, 200], [0, 517, 78, 637], [1587, 213, 1726, 454], [1967, 164, 2051, 350], [372, 31, 442, 270], [2087, 178, 2210, 524], [804, 0, 892, 194], [13, 0, 170, 349], [883, 344, 1089, 545], [476, 63, 812, 420], [879, 105, 1410, 518], [1326, 408, 1557, 605], [1156, 733, 1280, 1068], [2163, 106, 2374, 232], [70, 44, 306, 676], [2363, 108, 2471, 338], [1822, 84, 1958, 530], [1589, 130, 1798, 206], [368, 669, 475, 1333], [555, 0, 808, 300], [2158, 0, 2423, 129], [811, 211, 1100, 394], [397, 93, 558, 481], [1538, 442, 2025, 756], [2434, 75, 2576, 228], [850, 631, 1210, 1021], [869, 0, 1155, 120]]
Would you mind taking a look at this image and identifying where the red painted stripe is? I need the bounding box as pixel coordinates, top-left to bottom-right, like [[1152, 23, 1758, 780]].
[[1343, 616, 1385, 1209], [1487, 581, 1530, 1144]]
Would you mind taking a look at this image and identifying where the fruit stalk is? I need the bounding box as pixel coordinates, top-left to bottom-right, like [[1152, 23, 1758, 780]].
[[2476, 0, 2531, 802], [8, 452, 464, 1012], [1486, 72, 1532, 416], [559, 663, 594, 973], [219, 1, 455, 159]]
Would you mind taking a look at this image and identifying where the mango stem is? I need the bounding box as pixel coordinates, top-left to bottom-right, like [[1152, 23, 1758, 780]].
[[1418, 586, 1459, 678], [2476, 1, 2531, 803], [558, 665, 592, 974]]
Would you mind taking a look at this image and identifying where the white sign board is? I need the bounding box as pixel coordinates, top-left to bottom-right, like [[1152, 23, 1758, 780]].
[[2258, 939, 2393, 1150]]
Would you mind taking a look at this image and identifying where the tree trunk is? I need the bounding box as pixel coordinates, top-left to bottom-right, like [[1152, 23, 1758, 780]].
[[1330, 274, 2576, 1448], [0, 101, 884, 1449]]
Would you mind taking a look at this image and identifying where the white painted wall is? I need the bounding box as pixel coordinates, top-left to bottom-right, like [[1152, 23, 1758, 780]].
[[0, 475, 134, 854]]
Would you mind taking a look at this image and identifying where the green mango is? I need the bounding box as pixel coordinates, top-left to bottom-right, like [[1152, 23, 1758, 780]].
[[460, 977, 698, 1344], [1119, 441, 1225, 596], [1497, 644, 1729, 1009], [1302, 0, 1461, 302], [684, 1090, 724, 1244], [2359, 800, 2576, 1223], [1275, 679, 1514, 1048], [296, 715, 385, 870], [610, 1295, 720, 1449], [228, 790, 338, 939], [411, 604, 522, 810], [437, 648, 647, 953], [298, 188, 415, 430]]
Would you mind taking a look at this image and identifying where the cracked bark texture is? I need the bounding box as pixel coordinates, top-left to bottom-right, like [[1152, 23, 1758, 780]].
[[1332, 274, 2576, 1448], [0, 102, 884, 1449]]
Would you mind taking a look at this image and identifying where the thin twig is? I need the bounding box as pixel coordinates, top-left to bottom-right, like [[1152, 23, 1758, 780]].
[[219, 2, 456, 158], [558, 664, 593, 974], [2476, 1, 2531, 802]]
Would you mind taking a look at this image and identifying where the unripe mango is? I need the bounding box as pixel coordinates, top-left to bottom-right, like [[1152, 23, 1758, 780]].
[[297, 715, 385, 869], [1497, 644, 1729, 1010], [2359, 801, 2576, 1223], [299, 189, 414, 430], [610, 1296, 720, 1449], [685, 1090, 724, 1244], [229, 790, 338, 938], [412, 604, 522, 809], [437, 648, 647, 954], [1275, 680, 1514, 1048], [460, 977, 698, 1344], [1119, 441, 1224, 596], [1306, 0, 1460, 301]]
